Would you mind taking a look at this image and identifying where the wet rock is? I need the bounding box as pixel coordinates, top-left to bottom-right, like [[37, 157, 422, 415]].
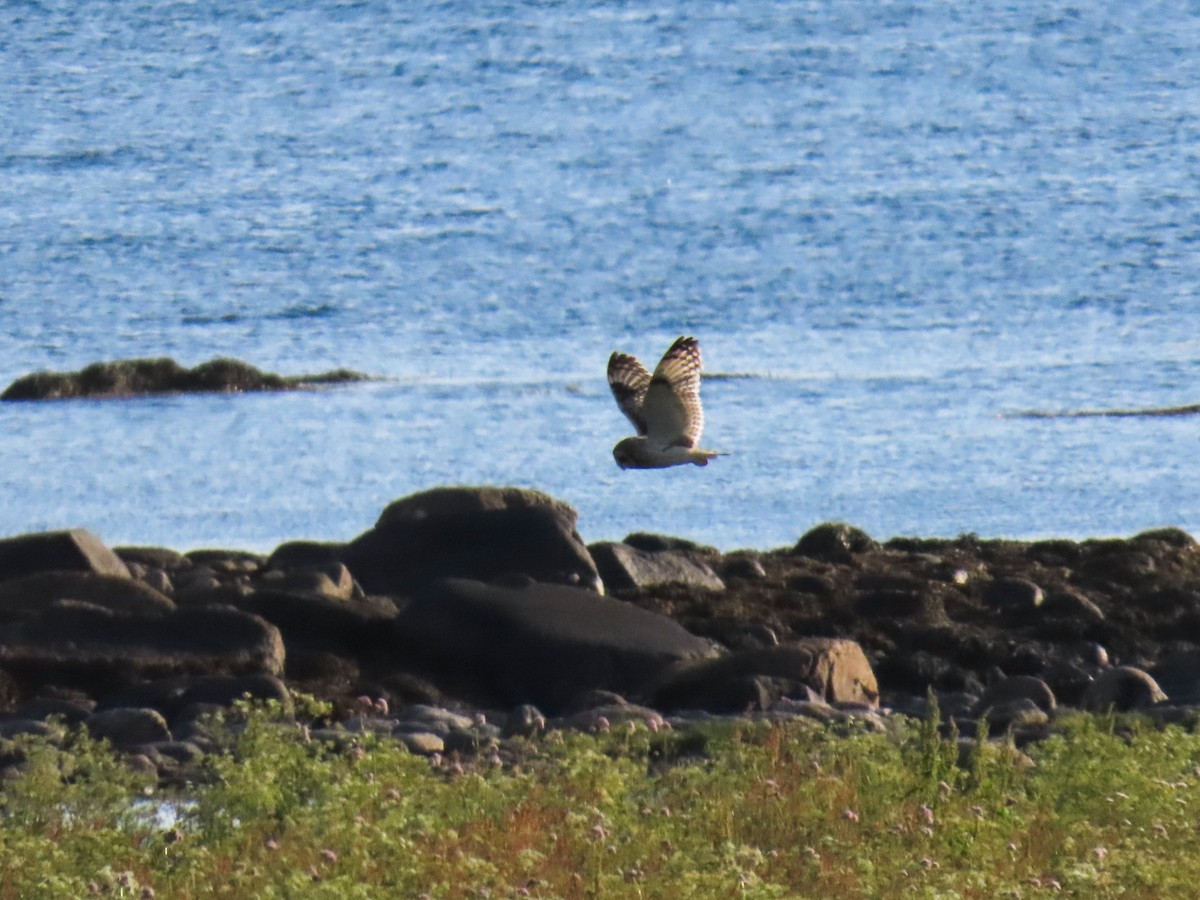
[[0, 356, 368, 401], [344, 487, 601, 595], [649, 639, 879, 713], [1081, 665, 1167, 712], [392, 577, 718, 713], [0, 571, 175, 621], [589, 541, 725, 593], [792, 523, 878, 563], [0, 529, 130, 582], [0, 605, 285, 695], [86, 707, 172, 748]]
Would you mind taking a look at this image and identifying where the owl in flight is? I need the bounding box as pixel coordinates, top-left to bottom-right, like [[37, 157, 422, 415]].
[[607, 336, 724, 469]]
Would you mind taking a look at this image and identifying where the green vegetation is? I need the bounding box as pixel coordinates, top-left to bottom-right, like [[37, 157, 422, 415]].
[[3, 699, 1200, 898]]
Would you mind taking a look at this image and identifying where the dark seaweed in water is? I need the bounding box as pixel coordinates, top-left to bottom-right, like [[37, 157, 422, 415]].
[[0, 357, 370, 401]]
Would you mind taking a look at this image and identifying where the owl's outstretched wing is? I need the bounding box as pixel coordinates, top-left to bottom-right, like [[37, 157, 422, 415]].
[[641, 336, 704, 448], [607, 351, 652, 435]]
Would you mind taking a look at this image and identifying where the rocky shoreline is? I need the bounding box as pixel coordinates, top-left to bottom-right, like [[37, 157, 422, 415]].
[[2, 484, 1198, 783]]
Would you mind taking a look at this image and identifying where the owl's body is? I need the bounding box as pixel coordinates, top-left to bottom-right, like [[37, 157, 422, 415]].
[[607, 336, 724, 469]]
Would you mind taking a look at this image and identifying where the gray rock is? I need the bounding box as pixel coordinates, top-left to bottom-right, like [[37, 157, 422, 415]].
[[86, 707, 172, 748], [396, 705, 476, 732], [0, 529, 130, 582], [393, 577, 719, 713], [1081, 665, 1167, 712], [345, 488, 601, 595], [0, 571, 175, 620], [396, 731, 445, 755], [649, 639, 880, 713], [589, 542, 725, 593]]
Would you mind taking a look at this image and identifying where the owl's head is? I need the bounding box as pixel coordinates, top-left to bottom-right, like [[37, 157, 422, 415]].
[[612, 436, 642, 469]]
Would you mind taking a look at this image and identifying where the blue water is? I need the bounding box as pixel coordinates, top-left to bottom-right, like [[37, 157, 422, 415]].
[[2, 1, 1199, 553]]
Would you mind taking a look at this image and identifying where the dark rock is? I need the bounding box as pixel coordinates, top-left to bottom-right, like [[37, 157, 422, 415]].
[[982, 577, 1044, 612], [1151, 650, 1200, 704], [1132, 527, 1197, 549], [14, 696, 95, 725], [792, 523, 878, 563], [0, 356, 369, 401], [85, 707, 172, 748], [720, 555, 767, 581], [649, 639, 879, 713], [1042, 589, 1105, 621], [974, 676, 1057, 717], [392, 577, 718, 713], [115, 547, 192, 571], [178, 674, 292, 713], [0, 605, 285, 695], [0, 571, 175, 621], [185, 549, 265, 573], [0, 719, 62, 741], [256, 564, 357, 600], [503, 704, 547, 738], [622, 533, 718, 555], [227, 589, 399, 660], [589, 541, 725, 593], [0, 529, 130, 582], [1081, 665, 1167, 712], [344, 487, 601, 595], [266, 541, 347, 572]]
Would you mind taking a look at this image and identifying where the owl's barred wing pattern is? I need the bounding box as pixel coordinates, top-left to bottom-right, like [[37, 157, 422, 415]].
[[641, 336, 704, 448], [607, 352, 653, 435]]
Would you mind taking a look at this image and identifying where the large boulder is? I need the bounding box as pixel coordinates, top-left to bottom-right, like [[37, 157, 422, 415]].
[[391, 577, 719, 713], [0, 571, 175, 621], [589, 541, 725, 593], [343, 487, 601, 595], [0, 530, 130, 582], [0, 604, 285, 696], [647, 639, 880, 713]]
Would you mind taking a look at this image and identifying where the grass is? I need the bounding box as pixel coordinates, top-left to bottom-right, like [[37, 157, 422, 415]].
[[3, 698, 1200, 898]]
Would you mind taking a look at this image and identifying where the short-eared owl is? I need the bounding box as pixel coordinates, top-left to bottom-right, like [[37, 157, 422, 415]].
[[607, 336, 724, 469]]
